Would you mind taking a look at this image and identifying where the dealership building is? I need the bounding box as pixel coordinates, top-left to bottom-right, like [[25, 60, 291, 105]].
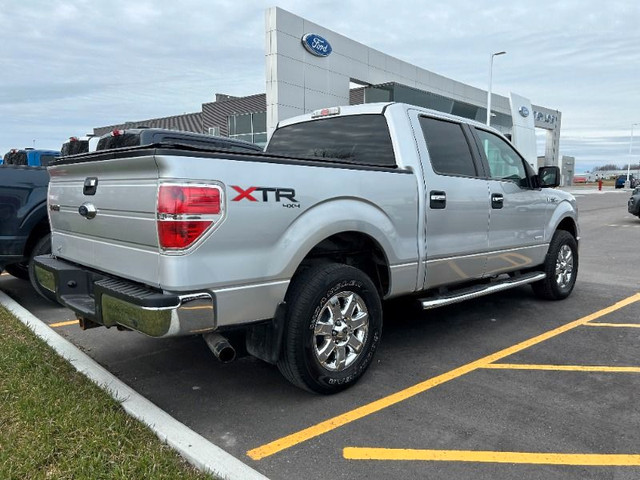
[[95, 7, 562, 169]]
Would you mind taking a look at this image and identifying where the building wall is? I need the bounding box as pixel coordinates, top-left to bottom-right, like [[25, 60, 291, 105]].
[[93, 112, 202, 137], [202, 93, 267, 136], [265, 7, 562, 166]]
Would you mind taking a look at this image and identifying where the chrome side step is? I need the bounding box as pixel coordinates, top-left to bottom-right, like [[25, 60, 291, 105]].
[[420, 272, 546, 310]]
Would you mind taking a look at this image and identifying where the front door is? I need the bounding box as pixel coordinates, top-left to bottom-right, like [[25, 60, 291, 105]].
[[473, 128, 549, 275]]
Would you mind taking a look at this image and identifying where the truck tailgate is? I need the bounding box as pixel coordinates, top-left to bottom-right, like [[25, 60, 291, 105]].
[[48, 154, 161, 286]]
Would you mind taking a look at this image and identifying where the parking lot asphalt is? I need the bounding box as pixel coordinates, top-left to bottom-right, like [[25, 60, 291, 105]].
[[2, 188, 639, 480]]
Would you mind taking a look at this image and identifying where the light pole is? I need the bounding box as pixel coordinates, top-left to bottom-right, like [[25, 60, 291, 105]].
[[628, 123, 640, 187], [486, 51, 506, 126]]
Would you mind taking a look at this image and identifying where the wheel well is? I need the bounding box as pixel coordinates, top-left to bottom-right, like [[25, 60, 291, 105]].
[[556, 217, 577, 238], [24, 220, 50, 258], [296, 232, 390, 296]]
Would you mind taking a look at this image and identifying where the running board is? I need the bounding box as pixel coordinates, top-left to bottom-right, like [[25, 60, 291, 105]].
[[420, 272, 546, 310]]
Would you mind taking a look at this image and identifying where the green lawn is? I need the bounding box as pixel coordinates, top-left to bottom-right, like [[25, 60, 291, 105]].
[[0, 305, 216, 480]]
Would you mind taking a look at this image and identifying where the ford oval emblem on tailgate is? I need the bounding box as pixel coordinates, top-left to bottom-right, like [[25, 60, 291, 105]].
[[83, 177, 98, 195], [78, 202, 97, 219]]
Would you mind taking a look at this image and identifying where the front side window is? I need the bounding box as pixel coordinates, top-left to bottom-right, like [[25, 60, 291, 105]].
[[419, 116, 478, 177], [475, 129, 528, 185]]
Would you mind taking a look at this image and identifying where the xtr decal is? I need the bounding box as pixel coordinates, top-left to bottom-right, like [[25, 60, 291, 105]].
[[231, 186, 299, 207]]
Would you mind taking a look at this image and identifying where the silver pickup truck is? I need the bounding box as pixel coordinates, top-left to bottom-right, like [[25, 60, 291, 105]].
[[35, 103, 579, 393]]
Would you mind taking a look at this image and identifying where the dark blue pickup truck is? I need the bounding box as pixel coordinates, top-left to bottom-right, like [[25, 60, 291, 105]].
[[1, 148, 60, 166], [0, 164, 53, 299]]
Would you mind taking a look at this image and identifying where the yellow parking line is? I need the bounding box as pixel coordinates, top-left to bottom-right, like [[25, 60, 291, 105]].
[[585, 322, 640, 328], [246, 292, 640, 460], [50, 320, 79, 328], [343, 447, 640, 466], [483, 363, 640, 373]]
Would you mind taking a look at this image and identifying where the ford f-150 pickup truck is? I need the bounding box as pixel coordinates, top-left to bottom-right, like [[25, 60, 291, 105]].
[[35, 103, 579, 393]]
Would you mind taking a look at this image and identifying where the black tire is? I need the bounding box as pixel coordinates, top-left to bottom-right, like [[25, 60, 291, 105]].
[[531, 230, 578, 300], [4, 262, 29, 280], [277, 263, 382, 394], [28, 233, 56, 302]]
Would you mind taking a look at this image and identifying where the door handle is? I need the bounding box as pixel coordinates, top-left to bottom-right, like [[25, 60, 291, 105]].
[[430, 191, 446, 209], [491, 193, 504, 209]]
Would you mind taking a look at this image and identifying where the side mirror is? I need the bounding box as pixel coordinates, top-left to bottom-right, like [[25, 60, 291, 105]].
[[538, 166, 560, 188]]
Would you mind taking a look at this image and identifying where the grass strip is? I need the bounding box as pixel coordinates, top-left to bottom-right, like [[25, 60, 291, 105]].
[[0, 305, 216, 480]]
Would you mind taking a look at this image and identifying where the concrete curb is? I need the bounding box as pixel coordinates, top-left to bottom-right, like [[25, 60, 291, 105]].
[[0, 291, 269, 480]]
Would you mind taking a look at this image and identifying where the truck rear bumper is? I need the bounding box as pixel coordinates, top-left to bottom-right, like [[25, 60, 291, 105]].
[[34, 255, 215, 337]]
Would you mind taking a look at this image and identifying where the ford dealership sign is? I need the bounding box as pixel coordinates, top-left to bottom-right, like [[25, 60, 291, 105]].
[[302, 33, 332, 57]]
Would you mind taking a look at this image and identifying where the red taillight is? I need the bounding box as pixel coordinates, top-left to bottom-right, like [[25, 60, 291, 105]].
[[158, 186, 220, 215], [111, 129, 123, 136], [157, 184, 223, 250]]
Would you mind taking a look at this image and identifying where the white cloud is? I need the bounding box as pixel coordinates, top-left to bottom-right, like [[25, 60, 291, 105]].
[[1, 0, 639, 167]]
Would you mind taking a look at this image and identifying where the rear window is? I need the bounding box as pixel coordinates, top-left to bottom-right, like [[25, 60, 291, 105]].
[[3, 151, 27, 165], [266, 114, 396, 167], [61, 140, 89, 156], [97, 134, 140, 151]]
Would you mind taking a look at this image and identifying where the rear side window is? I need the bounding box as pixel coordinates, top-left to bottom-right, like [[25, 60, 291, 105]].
[[419, 116, 477, 177], [266, 114, 396, 167]]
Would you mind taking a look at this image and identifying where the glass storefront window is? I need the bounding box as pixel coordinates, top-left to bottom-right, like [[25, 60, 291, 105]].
[[227, 112, 267, 146]]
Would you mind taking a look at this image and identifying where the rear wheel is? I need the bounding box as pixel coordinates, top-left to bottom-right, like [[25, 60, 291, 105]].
[[277, 263, 382, 394], [532, 230, 578, 300], [28, 233, 56, 302]]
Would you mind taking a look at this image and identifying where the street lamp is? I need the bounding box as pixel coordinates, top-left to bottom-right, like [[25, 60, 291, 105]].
[[628, 123, 640, 187], [486, 51, 506, 126]]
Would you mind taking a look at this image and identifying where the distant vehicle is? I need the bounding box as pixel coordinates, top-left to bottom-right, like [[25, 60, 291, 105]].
[[628, 186, 640, 218], [94, 128, 264, 153], [60, 136, 100, 156], [0, 164, 52, 300], [1, 148, 60, 166], [615, 174, 637, 189]]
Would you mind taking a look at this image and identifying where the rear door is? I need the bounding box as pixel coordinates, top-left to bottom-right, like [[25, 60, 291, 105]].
[[413, 113, 491, 289]]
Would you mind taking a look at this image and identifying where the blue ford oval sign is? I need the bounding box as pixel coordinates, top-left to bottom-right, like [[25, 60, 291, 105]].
[[301, 33, 332, 57], [518, 106, 530, 117]]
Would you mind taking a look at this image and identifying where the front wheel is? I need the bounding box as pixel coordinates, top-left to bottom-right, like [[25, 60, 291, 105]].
[[532, 230, 578, 300], [277, 263, 382, 394]]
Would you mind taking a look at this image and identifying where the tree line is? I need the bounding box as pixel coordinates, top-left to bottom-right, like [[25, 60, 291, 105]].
[[593, 163, 640, 171]]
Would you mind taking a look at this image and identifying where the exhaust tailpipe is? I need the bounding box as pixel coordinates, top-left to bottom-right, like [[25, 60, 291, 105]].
[[203, 332, 236, 363]]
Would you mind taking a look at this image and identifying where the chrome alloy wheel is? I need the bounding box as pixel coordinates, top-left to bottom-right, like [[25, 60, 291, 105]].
[[555, 244, 574, 289], [313, 291, 369, 372]]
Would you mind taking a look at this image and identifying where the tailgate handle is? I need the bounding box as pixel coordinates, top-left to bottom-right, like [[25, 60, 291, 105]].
[[430, 191, 446, 209], [83, 177, 98, 196]]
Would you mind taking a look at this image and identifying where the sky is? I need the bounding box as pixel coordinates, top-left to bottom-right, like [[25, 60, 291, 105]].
[[1, 0, 639, 172]]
